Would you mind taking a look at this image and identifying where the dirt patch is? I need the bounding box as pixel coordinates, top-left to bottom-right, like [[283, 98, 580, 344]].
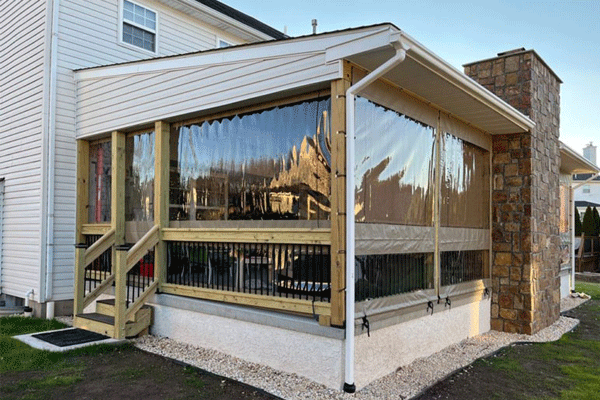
[[412, 300, 600, 400], [0, 344, 281, 400]]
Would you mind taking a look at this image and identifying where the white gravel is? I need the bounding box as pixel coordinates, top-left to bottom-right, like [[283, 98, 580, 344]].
[[131, 296, 586, 400], [54, 296, 588, 399]]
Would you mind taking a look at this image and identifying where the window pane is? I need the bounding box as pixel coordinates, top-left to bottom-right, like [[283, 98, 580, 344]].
[[123, 23, 155, 51], [354, 96, 436, 226], [170, 98, 332, 221], [89, 141, 112, 223], [123, 9, 133, 22], [124, 0, 134, 12]]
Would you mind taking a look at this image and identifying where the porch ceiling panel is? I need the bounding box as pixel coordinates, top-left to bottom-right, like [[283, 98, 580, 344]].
[[560, 141, 599, 174], [346, 42, 534, 135]]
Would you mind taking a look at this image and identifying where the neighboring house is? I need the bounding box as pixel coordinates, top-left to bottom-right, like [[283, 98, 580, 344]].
[[558, 142, 599, 297], [0, 0, 285, 316], [573, 143, 600, 217], [0, 1, 583, 392]]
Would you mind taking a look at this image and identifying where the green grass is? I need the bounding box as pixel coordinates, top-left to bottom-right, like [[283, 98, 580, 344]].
[[575, 282, 600, 300]]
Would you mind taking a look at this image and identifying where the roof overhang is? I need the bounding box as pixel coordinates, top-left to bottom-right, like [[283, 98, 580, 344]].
[[76, 24, 536, 137], [156, 0, 279, 42], [560, 141, 600, 174]]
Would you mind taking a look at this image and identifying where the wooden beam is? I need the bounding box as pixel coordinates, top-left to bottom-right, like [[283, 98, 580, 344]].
[[154, 121, 170, 289], [81, 224, 112, 235], [162, 228, 331, 244], [329, 62, 351, 327], [113, 248, 127, 339], [84, 228, 115, 267], [75, 140, 90, 244], [73, 246, 86, 315], [161, 283, 331, 316], [126, 225, 159, 270], [111, 131, 126, 246]]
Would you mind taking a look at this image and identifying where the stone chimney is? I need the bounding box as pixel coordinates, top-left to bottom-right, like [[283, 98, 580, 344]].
[[464, 49, 562, 334]]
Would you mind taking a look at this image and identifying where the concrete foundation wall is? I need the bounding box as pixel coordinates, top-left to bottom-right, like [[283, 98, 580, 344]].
[[352, 298, 489, 390], [148, 294, 345, 390]]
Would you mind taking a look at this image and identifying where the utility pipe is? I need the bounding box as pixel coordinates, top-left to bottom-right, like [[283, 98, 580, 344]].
[[43, 0, 61, 309], [344, 39, 409, 393]]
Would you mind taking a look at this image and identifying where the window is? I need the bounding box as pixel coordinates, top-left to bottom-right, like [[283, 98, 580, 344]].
[[583, 185, 591, 194], [121, 0, 156, 53]]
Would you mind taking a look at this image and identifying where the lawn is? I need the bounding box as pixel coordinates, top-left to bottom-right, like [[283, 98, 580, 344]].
[[415, 281, 600, 400], [0, 317, 279, 400]]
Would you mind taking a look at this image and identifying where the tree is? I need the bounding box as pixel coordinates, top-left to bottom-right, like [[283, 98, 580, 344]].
[[582, 206, 596, 237], [593, 207, 600, 236], [575, 210, 583, 236]]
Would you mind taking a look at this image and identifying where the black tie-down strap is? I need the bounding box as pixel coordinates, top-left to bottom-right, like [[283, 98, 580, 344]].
[[361, 315, 370, 337]]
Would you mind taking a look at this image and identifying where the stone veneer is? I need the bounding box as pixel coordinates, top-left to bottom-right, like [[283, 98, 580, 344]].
[[464, 49, 562, 334]]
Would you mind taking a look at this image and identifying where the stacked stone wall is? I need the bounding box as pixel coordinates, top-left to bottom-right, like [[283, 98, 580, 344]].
[[464, 50, 561, 334]]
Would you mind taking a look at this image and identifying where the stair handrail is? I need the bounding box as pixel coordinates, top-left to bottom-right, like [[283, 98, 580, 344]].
[[84, 228, 116, 267], [126, 224, 160, 272]]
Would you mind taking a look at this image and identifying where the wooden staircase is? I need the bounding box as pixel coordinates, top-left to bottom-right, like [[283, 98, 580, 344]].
[[74, 299, 152, 338]]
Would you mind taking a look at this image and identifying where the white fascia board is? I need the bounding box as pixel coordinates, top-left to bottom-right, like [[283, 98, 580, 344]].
[[560, 141, 600, 174], [169, 0, 275, 41], [75, 26, 390, 81], [401, 33, 535, 133], [325, 27, 400, 63]]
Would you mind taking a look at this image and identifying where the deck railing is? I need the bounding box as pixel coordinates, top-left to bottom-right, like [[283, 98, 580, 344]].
[[166, 241, 331, 303], [83, 234, 113, 296]]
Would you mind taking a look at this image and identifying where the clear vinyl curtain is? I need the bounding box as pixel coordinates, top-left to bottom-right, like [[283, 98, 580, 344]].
[[170, 97, 331, 225], [88, 141, 112, 223]]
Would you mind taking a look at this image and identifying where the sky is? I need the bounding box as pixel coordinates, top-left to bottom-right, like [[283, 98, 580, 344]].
[[225, 0, 600, 156]]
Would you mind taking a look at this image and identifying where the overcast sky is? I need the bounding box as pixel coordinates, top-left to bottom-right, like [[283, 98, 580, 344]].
[[226, 0, 600, 156]]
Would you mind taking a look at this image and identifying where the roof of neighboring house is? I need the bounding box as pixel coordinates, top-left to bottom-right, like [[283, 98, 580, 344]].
[[575, 201, 600, 208], [195, 0, 287, 40], [560, 141, 600, 175], [574, 173, 600, 181]]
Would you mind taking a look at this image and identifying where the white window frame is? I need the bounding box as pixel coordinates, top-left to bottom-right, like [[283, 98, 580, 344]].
[[583, 184, 591, 194], [118, 0, 159, 55]]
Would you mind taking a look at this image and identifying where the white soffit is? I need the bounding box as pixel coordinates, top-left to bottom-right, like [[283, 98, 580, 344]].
[[560, 141, 599, 174], [345, 32, 535, 135]]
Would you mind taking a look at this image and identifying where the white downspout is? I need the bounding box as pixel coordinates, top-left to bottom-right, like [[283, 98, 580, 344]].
[[344, 39, 409, 393], [571, 172, 600, 292], [44, 0, 60, 319]]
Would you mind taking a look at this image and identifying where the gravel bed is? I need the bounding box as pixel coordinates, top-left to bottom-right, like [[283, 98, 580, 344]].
[[52, 296, 588, 399]]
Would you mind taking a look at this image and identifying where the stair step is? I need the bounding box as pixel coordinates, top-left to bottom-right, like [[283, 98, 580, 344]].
[[95, 298, 151, 322], [74, 311, 151, 339]]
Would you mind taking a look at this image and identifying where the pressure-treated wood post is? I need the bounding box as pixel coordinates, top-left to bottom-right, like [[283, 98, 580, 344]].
[[154, 121, 170, 290], [114, 246, 128, 339], [73, 244, 87, 315], [74, 139, 89, 316], [330, 62, 351, 327], [112, 131, 126, 338]]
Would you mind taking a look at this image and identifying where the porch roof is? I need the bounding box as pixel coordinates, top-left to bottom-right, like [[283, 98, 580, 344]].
[[560, 141, 600, 174], [75, 23, 534, 138]]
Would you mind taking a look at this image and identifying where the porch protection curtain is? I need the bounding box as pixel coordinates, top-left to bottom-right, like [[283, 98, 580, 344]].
[[170, 97, 331, 228]]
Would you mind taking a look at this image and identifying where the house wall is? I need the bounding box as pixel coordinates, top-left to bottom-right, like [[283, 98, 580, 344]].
[[0, 0, 48, 300], [574, 181, 600, 213], [49, 0, 252, 302], [465, 50, 562, 334]]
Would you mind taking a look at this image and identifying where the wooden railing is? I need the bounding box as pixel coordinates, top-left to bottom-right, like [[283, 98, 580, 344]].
[[114, 225, 160, 338], [74, 228, 116, 315], [576, 234, 600, 272]]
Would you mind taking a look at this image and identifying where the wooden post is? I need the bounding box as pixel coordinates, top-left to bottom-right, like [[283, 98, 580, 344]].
[[74, 140, 89, 316], [114, 246, 128, 339], [330, 61, 351, 327], [73, 245, 87, 315], [154, 121, 170, 289], [112, 131, 126, 338]]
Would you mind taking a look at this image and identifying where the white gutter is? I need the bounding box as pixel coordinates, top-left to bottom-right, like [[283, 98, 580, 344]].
[[344, 39, 409, 393]]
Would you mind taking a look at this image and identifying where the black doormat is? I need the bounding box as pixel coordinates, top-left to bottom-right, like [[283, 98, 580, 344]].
[[32, 328, 110, 347]]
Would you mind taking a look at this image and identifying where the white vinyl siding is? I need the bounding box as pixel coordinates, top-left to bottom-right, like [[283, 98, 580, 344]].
[[76, 52, 339, 137], [0, 0, 46, 300], [48, 0, 250, 300]]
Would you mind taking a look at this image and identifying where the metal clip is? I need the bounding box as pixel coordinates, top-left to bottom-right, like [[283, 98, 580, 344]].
[[484, 288, 490, 299], [445, 297, 451, 310], [427, 301, 434, 315], [336, 130, 346, 136], [336, 94, 346, 99], [361, 315, 370, 337]]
